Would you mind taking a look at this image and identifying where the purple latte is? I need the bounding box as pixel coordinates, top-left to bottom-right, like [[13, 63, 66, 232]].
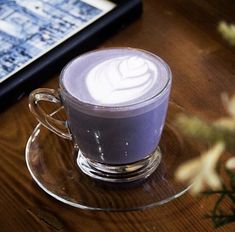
[[60, 48, 172, 165]]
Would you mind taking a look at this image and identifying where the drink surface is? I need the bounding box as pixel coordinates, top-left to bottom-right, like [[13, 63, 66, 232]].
[[61, 48, 169, 107]]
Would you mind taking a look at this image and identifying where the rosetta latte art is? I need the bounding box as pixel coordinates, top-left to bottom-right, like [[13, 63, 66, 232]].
[[86, 56, 158, 104]]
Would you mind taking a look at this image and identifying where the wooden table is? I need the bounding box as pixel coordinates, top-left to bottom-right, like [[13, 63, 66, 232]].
[[1, 0, 235, 231]]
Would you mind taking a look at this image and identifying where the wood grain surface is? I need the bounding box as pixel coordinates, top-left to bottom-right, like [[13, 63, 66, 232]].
[[1, 0, 235, 231]]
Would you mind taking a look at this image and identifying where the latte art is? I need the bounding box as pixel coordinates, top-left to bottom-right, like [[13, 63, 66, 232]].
[[62, 48, 170, 109], [86, 56, 158, 104]]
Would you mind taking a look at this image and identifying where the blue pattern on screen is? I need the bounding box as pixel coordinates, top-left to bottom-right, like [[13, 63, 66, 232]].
[[0, 0, 102, 81]]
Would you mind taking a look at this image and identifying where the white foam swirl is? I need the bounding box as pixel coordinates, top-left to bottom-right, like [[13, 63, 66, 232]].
[[85, 55, 158, 104]]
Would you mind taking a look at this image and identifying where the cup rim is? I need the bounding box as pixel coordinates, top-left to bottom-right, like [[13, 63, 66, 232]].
[[59, 47, 172, 112]]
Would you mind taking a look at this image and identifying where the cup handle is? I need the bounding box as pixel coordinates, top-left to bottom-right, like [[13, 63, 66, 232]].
[[29, 88, 72, 140]]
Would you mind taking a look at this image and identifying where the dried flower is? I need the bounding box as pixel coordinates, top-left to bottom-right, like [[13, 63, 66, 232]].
[[218, 21, 235, 46], [175, 94, 235, 155], [225, 157, 235, 170], [175, 142, 225, 195], [214, 117, 235, 130], [174, 95, 235, 227], [221, 93, 235, 118]]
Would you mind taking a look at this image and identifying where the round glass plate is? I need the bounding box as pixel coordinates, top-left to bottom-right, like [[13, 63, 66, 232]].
[[25, 102, 201, 211]]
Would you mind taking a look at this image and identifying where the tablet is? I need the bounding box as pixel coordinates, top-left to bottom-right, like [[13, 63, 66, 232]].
[[0, 0, 142, 108]]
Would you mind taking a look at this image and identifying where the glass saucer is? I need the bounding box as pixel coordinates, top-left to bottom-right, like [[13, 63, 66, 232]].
[[25, 103, 201, 211]]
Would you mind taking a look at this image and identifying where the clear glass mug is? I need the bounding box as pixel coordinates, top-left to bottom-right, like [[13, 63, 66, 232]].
[[29, 48, 172, 183]]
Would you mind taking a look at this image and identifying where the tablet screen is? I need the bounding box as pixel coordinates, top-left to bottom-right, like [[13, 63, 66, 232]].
[[0, 0, 116, 83]]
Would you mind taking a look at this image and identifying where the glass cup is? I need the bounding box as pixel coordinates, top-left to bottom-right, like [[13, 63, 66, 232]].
[[29, 47, 172, 183]]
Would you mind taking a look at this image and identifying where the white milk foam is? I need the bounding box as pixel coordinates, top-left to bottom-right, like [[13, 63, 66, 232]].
[[86, 56, 158, 104], [62, 48, 170, 108]]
